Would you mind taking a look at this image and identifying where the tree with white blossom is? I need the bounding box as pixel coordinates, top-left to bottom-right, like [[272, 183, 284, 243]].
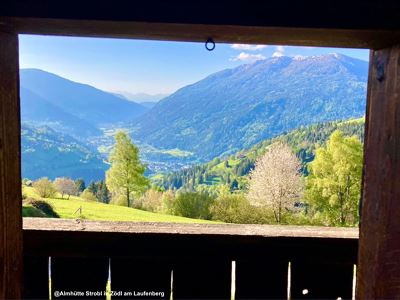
[[54, 177, 78, 199], [247, 142, 303, 223]]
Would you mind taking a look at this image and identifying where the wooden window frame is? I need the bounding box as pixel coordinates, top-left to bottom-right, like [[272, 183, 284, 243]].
[[1, 1, 400, 298]]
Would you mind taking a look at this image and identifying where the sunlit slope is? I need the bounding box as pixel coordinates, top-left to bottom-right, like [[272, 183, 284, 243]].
[[22, 187, 217, 223]]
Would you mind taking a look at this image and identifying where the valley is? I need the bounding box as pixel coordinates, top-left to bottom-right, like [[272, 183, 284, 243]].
[[20, 53, 368, 182]]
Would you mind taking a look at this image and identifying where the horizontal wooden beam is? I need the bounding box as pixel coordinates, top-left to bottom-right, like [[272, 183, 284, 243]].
[[24, 231, 358, 265], [23, 219, 358, 264], [2, 17, 400, 49], [2, 0, 400, 30], [1, 0, 400, 48], [23, 218, 359, 239]]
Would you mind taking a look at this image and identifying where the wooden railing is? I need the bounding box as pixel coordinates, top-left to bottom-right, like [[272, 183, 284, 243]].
[[23, 218, 358, 299]]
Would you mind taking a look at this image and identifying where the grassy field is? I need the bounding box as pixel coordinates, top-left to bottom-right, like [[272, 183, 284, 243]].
[[22, 186, 217, 223]]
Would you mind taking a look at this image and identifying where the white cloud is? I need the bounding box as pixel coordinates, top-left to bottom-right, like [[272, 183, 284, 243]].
[[231, 52, 266, 62], [231, 44, 267, 51], [272, 46, 285, 57]]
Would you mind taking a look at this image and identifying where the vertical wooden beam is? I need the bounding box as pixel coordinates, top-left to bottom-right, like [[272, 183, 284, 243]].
[[357, 46, 400, 298], [0, 27, 23, 299]]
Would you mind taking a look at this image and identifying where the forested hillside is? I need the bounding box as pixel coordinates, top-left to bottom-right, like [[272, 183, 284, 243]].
[[21, 124, 108, 182], [132, 54, 367, 161], [155, 118, 365, 191]]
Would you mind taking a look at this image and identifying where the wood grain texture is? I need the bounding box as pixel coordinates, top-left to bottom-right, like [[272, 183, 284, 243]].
[[3, 17, 400, 49], [23, 220, 358, 264], [23, 221, 358, 298], [357, 46, 400, 298], [0, 29, 23, 299], [23, 218, 359, 239], [2, 0, 400, 48]]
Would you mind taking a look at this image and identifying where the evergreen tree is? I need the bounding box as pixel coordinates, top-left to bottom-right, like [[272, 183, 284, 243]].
[[96, 180, 110, 203], [87, 181, 97, 195], [75, 178, 86, 193]]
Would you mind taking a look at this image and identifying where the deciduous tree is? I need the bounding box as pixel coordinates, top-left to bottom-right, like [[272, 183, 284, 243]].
[[306, 130, 362, 226], [54, 177, 78, 199], [247, 142, 303, 223], [33, 177, 57, 198], [106, 131, 149, 207]]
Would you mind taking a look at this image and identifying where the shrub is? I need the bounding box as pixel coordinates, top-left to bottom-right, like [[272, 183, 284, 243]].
[[80, 189, 98, 202], [161, 190, 176, 214], [33, 177, 57, 198], [22, 206, 48, 217], [110, 194, 128, 206], [22, 186, 27, 200], [139, 189, 163, 212], [173, 192, 215, 220], [24, 198, 59, 218], [210, 193, 277, 224]]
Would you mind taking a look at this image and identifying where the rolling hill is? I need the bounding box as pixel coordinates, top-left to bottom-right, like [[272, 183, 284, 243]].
[[21, 123, 108, 182], [22, 187, 217, 223]]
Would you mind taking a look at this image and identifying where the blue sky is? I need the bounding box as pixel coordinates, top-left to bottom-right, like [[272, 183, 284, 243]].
[[19, 34, 369, 96]]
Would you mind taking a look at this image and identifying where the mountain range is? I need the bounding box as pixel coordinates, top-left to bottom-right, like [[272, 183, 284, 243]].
[[20, 53, 368, 181], [131, 53, 368, 161], [20, 69, 148, 140]]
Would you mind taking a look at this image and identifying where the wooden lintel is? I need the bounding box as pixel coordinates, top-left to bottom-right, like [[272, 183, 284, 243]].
[[3, 17, 400, 49]]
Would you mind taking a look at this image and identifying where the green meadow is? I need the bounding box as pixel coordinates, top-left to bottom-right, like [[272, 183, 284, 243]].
[[22, 186, 217, 223]]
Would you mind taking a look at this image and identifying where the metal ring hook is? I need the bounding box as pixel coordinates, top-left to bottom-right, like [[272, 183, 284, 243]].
[[205, 38, 216, 51]]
